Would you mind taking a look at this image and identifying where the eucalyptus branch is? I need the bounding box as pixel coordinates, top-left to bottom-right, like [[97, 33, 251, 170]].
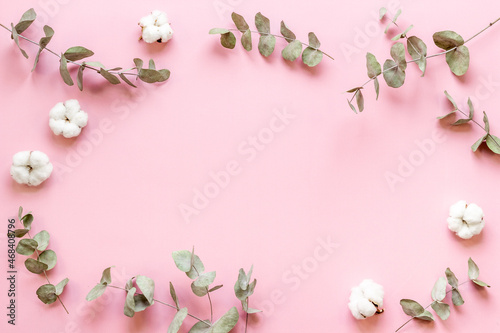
[[347, 10, 500, 113], [2, 8, 170, 91], [210, 12, 333, 67]]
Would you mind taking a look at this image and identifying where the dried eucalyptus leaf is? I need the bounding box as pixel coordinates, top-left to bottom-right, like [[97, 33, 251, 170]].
[[157, 69, 170, 82], [209, 28, 230, 35], [433, 30, 464, 50], [483, 111, 490, 133], [191, 282, 208, 297], [138, 68, 166, 83], [486, 135, 500, 154], [220, 32, 236, 49], [431, 301, 450, 320], [119, 73, 137, 87], [208, 307, 239, 333], [346, 87, 363, 93], [100, 266, 113, 285], [444, 91, 458, 109], [392, 26, 413, 42], [39, 250, 57, 270], [407, 36, 427, 76], [237, 268, 248, 290], [194, 271, 216, 288], [431, 277, 447, 302], [124, 287, 136, 317], [33, 230, 49, 251], [452, 118, 471, 126], [11, 24, 28, 59], [280, 21, 296, 41], [36, 284, 57, 304], [188, 320, 211, 333], [14, 8, 37, 34], [59, 54, 74, 86], [437, 111, 457, 120], [356, 90, 364, 112], [18, 207, 23, 220], [366, 52, 381, 78], [379, 7, 387, 20], [125, 277, 134, 291], [400, 299, 425, 317], [14, 229, 29, 238], [302, 47, 323, 67], [471, 134, 487, 152], [258, 34, 276, 57], [134, 294, 153, 312], [136, 275, 155, 304], [393, 9, 402, 23], [451, 289, 464, 306], [282, 40, 302, 61], [64, 46, 94, 61], [170, 282, 180, 309], [383, 59, 405, 88], [186, 253, 205, 279], [417, 310, 435, 321], [255, 12, 270, 34], [32, 25, 54, 72], [208, 285, 223, 292], [445, 268, 459, 288], [472, 279, 491, 287], [235, 279, 257, 301], [99, 69, 121, 85], [148, 59, 156, 70], [391, 42, 407, 66], [55, 278, 69, 296], [86, 284, 107, 301], [168, 307, 188, 333], [308, 32, 321, 49], [468, 258, 480, 280], [173, 250, 193, 272], [21, 213, 33, 229], [77, 65, 85, 91], [374, 77, 380, 100], [231, 12, 249, 32], [16, 239, 38, 255], [241, 29, 252, 51], [446, 45, 469, 76], [347, 98, 357, 114], [133, 58, 143, 71], [467, 98, 474, 119], [25, 258, 48, 274]]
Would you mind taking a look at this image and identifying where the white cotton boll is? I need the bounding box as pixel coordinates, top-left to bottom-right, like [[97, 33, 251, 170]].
[[142, 26, 162, 43], [139, 15, 155, 27], [158, 24, 174, 42], [463, 203, 484, 224], [10, 151, 53, 186], [348, 302, 365, 320], [348, 279, 384, 320], [139, 10, 173, 43], [357, 298, 377, 317], [447, 217, 463, 233], [457, 227, 474, 240], [49, 99, 88, 138], [449, 200, 467, 218], [468, 222, 484, 235]]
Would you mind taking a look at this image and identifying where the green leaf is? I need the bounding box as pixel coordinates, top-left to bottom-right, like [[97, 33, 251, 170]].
[[16, 239, 38, 255], [407, 36, 427, 76], [208, 285, 223, 292], [472, 279, 491, 287], [444, 90, 458, 109], [157, 69, 170, 82], [39, 250, 57, 270], [86, 61, 107, 69], [33, 230, 49, 251], [18, 207, 23, 220], [237, 268, 249, 290], [98, 69, 121, 85], [258, 34, 276, 57], [125, 277, 134, 291], [400, 299, 425, 317], [209, 28, 230, 34], [366, 52, 381, 79], [186, 254, 205, 279], [347, 98, 357, 114], [220, 32, 236, 49], [467, 98, 474, 119], [173, 250, 193, 272], [36, 284, 57, 304], [188, 320, 211, 333], [25, 258, 48, 274], [241, 30, 252, 51], [483, 111, 490, 133], [148, 59, 156, 70], [194, 271, 216, 288], [14, 229, 29, 238], [446, 45, 469, 76], [77, 65, 85, 91], [280, 21, 296, 41], [55, 278, 69, 296], [119, 73, 137, 87], [452, 118, 471, 126], [168, 307, 188, 333], [471, 134, 487, 152], [374, 77, 380, 100], [356, 90, 364, 112], [417, 310, 435, 321], [468, 258, 480, 280], [11, 24, 28, 59], [433, 31, 464, 50], [124, 287, 136, 317], [255, 12, 270, 34], [208, 307, 239, 333], [393, 9, 402, 23], [64, 46, 94, 61], [138, 68, 170, 83], [451, 289, 464, 306], [59, 54, 74, 86], [383, 42, 406, 88], [86, 284, 107, 301], [445, 268, 459, 289], [379, 7, 387, 20], [21, 213, 33, 229], [14, 8, 36, 34], [431, 277, 447, 302], [32, 25, 54, 72], [134, 294, 153, 312], [282, 40, 302, 61], [486, 135, 500, 154], [302, 47, 323, 67], [431, 301, 450, 320], [308, 32, 321, 49], [100, 266, 113, 285], [235, 279, 256, 301], [437, 111, 457, 120], [170, 282, 180, 309], [136, 275, 155, 305], [133, 58, 143, 71], [191, 282, 208, 297], [231, 12, 249, 32], [392, 25, 414, 41]]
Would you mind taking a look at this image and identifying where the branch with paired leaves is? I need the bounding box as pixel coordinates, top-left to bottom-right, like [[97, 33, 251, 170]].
[[439, 91, 500, 154], [210, 12, 334, 67], [1, 8, 170, 91], [86, 248, 260, 333], [346, 8, 500, 113], [10, 207, 69, 313], [396, 258, 490, 332]]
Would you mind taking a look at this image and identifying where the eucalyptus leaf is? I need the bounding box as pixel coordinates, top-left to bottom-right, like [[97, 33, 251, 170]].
[[433, 30, 464, 50], [21, 213, 33, 229], [468, 257, 480, 279], [208, 285, 223, 292], [11, 24, 28, 59], [445, 268, 459, 289], [209, 28, 230, 34], [258, 34, 276, 57], [136, 275, 155, 304], [393, 9, 402, 23], [125, 277, 134, 291], [471, 134, 487, 152], [194, 271, 216, 288], [55, 278, 69, 296], [241, 30, 252, 51], [99, 69, 121, 85], [77, 65, 85, 91], [431, 301, 450, 320], [280, 21, 296, 41], [374, 77, 380, 100], [220, 32, 236, 49], [366, 52, 381, 79], [186, 254, 205, 279], [237, 268, 249, 290], [407, 36, 427, 76], [231, 12, 249, 32], [33, 230, 49, 251], [32, 25, 54, 72], [64, 46, 94, 61], [208, 307, 239, 333], [444, 90, 458, 109], [379, 7, 387, 20], [347, 98, 357, 114], [173, 250, 193, 272], [168, 307, 188, 333], [148, 59, 155, 70], [235, 279, 256, 301], [383, 43, 406, 88], [14, 8, 36, 34], [417, 310, 435, 321], [25, 258, 48, 274], [282, 40, 302, 61], [308, 32, 321, 49], [14, 229, 29, 238], [36, 284, 57, 304], [486, 135, 500, 154], [451, 289, 464, 306], [467, 98, 474, 119], [138, 68, 169, 83], [133, 58, 143, 71], [169, 282, 180, 309], [188, 320, 211, 333], [255, 12, 270, 34], [86, 284, 107, 301], [400, 299, 425, 317], [452, 118, 471, 126], [472, 279, 491, 287], [134, 294, 153, 312], [302, 47, 323, 67], [431, 277, 447, 302], [100, 266, 113, 285], [124, 287, 136, 317], [119, 73, 137, 87], [392, 25, 413, 41], [483, 111, 490, 133], [16, 239, 38, 256], [437, 111, 456, 120], [59, 54, 74, 86], [191, 282, 208, 297], [18, 207, 23, 220], [356, 90, 364, 112], [39, 250, 57, 270], [446, 45, 469, 76]]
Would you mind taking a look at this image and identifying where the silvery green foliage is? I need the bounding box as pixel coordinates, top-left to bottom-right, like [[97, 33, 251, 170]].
[[396, 258, 489, 332], [234, 266, 261, 314], [4, 8, 170, 91], [13, 207, 69, 312], [210, 12, 333, 67], [438, 91, 500, 154], [347, 9, 499, 113]]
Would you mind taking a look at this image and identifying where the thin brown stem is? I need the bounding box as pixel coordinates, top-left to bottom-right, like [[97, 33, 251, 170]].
[[454, 107, 500, 150]]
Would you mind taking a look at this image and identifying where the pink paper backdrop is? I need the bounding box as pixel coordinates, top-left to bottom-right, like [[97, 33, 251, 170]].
[[1, 0, 500, 332]]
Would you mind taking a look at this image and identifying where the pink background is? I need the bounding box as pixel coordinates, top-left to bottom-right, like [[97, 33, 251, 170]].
[[1, 0, 500, 332]]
